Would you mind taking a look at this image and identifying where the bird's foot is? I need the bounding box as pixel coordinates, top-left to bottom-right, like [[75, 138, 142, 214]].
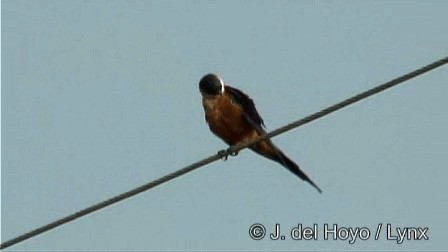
[[217, 148, 239, 161], [217, 150, 228, 161]]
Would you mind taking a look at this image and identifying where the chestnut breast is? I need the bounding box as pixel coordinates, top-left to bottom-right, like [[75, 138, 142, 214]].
[[202, 92, 256, 145]]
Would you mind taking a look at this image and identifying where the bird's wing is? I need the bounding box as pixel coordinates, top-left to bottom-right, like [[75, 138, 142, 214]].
[[227, 86, 300, 176], [225, 85, 265, 133]]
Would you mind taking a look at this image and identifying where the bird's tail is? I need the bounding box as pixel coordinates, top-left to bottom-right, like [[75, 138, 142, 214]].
[[251, 143, 322, 193], [275, 151, 322, 193]]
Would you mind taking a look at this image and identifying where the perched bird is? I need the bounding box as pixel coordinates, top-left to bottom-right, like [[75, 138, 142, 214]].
[[199, 73, 322, 193]]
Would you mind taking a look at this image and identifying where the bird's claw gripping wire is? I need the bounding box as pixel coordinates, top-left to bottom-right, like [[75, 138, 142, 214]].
[[218, 148, 239, 161]]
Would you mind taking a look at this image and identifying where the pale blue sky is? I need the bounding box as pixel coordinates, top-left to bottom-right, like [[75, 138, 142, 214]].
[[2, 0, 448, 251]]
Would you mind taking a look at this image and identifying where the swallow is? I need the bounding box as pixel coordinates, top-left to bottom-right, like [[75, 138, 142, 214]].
[[199, 73, 322, 193]]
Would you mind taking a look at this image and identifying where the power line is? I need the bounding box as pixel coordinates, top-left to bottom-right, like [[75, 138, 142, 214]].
[[2, 56, 447, 249]]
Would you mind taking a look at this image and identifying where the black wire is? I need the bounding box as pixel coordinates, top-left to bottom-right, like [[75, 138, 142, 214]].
[[1, 56, 447, 250]]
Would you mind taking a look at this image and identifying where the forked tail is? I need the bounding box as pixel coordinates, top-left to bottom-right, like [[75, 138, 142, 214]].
[[275, 151, 322, 193], [251, 143, 322, 193]]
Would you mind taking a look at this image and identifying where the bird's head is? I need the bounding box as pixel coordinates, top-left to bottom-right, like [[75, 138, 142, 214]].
[[199, 73, 224, 96]]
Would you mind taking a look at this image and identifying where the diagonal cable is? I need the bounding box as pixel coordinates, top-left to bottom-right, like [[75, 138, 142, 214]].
[[1, 56, 447, 250]]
